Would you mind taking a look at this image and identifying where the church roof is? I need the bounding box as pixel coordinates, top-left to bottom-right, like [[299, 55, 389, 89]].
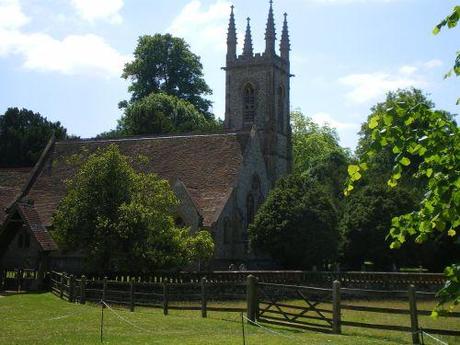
[[0, 168, 33, 223], [18, 132, 250, 228]]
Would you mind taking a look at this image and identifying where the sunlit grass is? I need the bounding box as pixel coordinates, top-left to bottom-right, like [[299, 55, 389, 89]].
[[0, 293, 458, 345]]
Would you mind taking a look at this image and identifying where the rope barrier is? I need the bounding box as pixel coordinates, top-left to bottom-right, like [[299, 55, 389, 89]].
[[101, 300, 157, 334], [420, 329, 449, 345], [242, 315, 305, 342]]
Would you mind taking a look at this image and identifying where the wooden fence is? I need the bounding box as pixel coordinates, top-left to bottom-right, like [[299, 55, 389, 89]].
[[245, 276, 460, 344], [49, 271, 246, 316], [63, 271, 445, 290], [1, 268, 446, 292]]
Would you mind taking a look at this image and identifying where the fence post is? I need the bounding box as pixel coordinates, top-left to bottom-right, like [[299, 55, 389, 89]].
[[201, 277, 207, 318], [247, 275, 258, 323], [163, 282, 169, 316], [408, 285, 420, 344], [79, 275, 86, 304], [69, 275, 75, 302], [59, 274, 64, 299], [129, 280, 135, 312], [332, 280, 342, 334], [102, 277, 107, 302]]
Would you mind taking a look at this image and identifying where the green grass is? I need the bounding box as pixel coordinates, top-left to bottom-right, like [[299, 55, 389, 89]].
[[0, 293, 458, 345]]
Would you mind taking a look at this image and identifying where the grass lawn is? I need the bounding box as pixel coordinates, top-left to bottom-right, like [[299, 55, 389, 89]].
[[0, 293, 458, 345]]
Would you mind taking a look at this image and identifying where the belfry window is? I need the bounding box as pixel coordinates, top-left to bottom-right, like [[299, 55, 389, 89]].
[[243, 83, 255, 124], [277, 86, 284, 132]]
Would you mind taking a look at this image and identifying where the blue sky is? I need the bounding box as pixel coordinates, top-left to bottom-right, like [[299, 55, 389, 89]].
[[0, 0, 458, 150]]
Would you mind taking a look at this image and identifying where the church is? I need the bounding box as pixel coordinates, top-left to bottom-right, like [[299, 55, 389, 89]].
[[0, 1, 292, 271]]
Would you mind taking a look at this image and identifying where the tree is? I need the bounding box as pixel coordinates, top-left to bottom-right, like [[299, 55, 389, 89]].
[[345, 89, 460, 311], [116, 93, 221, 136], [0, 107, 67, 167], [291, 110, 346, 175], [342, 89, 459, 272], [340, 184, 419, 270], [121, 34, 213, 117], [52, 144, 214, 272], [187, 230, 215, 271], [249, 174, 339, 269], [433, 6, 460, 104]]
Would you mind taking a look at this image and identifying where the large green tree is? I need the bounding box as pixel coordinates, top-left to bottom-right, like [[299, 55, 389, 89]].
[[0, 107, 67, 167], [121, 34, 213, 117], [114, 93, 220, 137], [249, 175, 339, 269], [52, 144, 214, 272], [341, 89, 459, 272], [291, 110, 346, 175], [345, 90, 460, 310]]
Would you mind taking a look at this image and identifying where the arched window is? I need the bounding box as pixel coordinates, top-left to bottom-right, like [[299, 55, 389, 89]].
[[246, 194, 255, 228], [243, 83, 255, 124], [277, 86, 284, 132], [223, 217, 232, 244]]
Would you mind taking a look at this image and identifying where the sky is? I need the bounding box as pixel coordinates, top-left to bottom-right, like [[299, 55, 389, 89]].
[[0, 0, 458, 150]]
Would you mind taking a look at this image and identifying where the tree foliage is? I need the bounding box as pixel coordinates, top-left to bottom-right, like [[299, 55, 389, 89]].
[[433, 6, 460, 104], [52, 145, 214, 272], [345, 90, 460, 310], [249, 175, 339, 269], [341, 89, 458, 272], [341, 184, 419, 270], [0, 107, 67, 167], [291, 110, 346, 174], [121, 34, 213, 117], [115, 93, 221, 137]]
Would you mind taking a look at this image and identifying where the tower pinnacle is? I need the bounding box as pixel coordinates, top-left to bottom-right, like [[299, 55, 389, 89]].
[[280, 12, 290, 61], [243, 17, 254, 58], [227, 5, 237, 62], [264, 0, 276, 55]]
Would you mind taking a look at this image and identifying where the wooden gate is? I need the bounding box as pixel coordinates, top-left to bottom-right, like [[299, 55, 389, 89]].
[[256, 282, 339, 333]]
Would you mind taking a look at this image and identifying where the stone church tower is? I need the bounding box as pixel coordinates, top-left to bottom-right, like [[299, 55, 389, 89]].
[[224, 1, 292, 185]]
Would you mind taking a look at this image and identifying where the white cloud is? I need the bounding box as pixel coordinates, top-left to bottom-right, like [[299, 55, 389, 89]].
[[168, 0, 231, 53], [312, 112, 359, 130], [71, 0, 124, 24], [0, 0, 130, 76], [423, 59, 443, 69], [339, 69, 427, 104], [0, 0, 29, 30], [399, 65, 417, 75]]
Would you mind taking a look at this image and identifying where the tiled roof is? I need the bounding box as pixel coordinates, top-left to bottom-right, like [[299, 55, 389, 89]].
[[0, 168, 32, 223], [25, 132, 249, 227], [16, 203, 57, 251]]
